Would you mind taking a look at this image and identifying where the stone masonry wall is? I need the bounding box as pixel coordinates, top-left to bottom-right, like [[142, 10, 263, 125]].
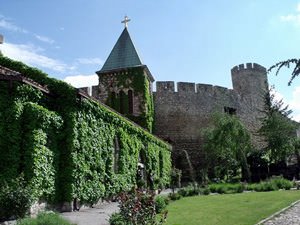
[[153, 63, 268, 181], [153, 81, 240, 180]]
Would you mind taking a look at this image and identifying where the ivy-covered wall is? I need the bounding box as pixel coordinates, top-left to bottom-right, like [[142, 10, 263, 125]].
[[99, 67, 154, 132], [0, 56, 171, 206]]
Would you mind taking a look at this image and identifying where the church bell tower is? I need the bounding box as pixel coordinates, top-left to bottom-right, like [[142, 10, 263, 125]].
[[96, 17, 155, 132]]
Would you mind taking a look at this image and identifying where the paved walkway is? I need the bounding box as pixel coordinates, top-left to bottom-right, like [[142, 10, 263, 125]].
[[61, 202, 119, 225], [261, 201, 300, 225]]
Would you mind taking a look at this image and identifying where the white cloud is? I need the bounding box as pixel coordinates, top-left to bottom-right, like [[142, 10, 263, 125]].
[[289, 86, 300, 110], [270, 88, 285, 103], [280, 3, 300, 25], [282, 86, 300, 122], [270, 88, 300, 122], [34, 34, 55, 44], [0, 18, 28, 33], [0, 15, 54, 45], [64, 74, 98, 88], [1, 42, 69, 73], [76, 57, 103, 65], [297, 3, 300, 12]]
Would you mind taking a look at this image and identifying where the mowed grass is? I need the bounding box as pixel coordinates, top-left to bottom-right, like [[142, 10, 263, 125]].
[[165, 190, 300, 225]]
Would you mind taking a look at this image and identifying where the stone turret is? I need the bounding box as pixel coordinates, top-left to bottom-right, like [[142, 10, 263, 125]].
[[231, 63, 268, 110], [231, 63, 268, 149]]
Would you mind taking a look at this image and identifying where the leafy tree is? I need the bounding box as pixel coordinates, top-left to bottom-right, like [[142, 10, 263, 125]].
[[203, 113, 252, 181], [259, 88, 297, 164]]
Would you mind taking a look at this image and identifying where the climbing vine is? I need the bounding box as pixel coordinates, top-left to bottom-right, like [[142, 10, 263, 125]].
[[0, 56, 171, 205], [100, 67, 154, 132]]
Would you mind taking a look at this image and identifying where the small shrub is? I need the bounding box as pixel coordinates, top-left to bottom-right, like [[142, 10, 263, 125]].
[[110, 188, 167, 225], [178, 188, 188, 197], [155, 196, 167, 213], [177, 183, 200, 197], [246, 183, 258, 191], [0, 177, 33, 221], [216, 185, 226, 194], [168, 193, 181, 201], [209, 183, 244, 194], [225, 183, 244, 194], [200, 188, 210, 195], [17, 212, 74, 225], [208, 184, 218, 193], [170, 168, 182, 191], [109, 212, 128, 225], [262, 181, 278, 192], [237, 183, 244, 193], [270, 176, 293, 190]]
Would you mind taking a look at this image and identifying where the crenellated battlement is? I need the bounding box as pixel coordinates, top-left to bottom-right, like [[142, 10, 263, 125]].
[[231, 63, 266, 74], [155, 81, 234, 96], [78, 85, 98, 97], [156, 81, 175, 92]]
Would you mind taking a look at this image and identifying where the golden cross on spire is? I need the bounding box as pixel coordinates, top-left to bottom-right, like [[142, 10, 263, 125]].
[[121, 16, 131, 28]]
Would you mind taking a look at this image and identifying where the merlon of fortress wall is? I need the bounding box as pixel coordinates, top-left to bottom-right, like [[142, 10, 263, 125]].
[[154, 81, 236, 97], [231, 62, 267, 74]]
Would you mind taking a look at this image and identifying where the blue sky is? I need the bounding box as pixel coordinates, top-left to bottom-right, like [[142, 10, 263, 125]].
[[1, 1, 300, 120]]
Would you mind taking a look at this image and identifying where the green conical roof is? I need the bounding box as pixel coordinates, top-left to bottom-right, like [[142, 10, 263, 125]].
[[100, 27, 143, 72]]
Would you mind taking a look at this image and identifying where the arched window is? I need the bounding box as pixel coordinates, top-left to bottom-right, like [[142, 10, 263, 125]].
[[128, 90, 133, 114], [111, 91, 116, 109], [119, 90, 125, 114], [159, 151, 164, 178]]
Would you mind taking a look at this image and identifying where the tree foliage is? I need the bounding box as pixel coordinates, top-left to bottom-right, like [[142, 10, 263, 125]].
[[203, 114, 252, 181], [259, 88, 297, 164], [268, 58, 300, 85]]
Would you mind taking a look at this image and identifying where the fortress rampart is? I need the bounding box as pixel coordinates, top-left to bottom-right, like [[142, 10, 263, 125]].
[[155, 81, 235, 96], [153, 63, 268, 181]]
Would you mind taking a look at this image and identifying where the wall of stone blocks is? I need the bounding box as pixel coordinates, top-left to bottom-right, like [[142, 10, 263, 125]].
[[153, 63, 268, 181]]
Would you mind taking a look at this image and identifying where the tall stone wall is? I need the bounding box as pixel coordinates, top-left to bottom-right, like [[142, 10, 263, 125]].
[[153, 81, 240, 180], [153, 63, 268, 181]]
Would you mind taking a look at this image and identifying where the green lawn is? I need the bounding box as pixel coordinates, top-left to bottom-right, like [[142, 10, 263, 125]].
[[165, 190, 300, 225]]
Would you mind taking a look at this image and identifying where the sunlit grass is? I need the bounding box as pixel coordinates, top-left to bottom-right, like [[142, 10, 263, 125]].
[[165, 190, 300, 225]]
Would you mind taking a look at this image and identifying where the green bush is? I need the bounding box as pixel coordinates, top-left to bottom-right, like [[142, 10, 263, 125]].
[[200, 188, 211, 195], [155, 196, 167, 213], [16, 212, 74, 225], [208, 183, 244, 194], [170, 168, 182, 192], [270, 176, 293, 190], [109, 213, 128, 225], [177, 183, 200, 197], [262, 181, 278, 192], [110, 188, 167, 225], [168, 193, 181, 201], [245, 177, 292, 192], [0, 177, 33, 221], [209, 184, 226, 194], [177, 188, 188, 197]]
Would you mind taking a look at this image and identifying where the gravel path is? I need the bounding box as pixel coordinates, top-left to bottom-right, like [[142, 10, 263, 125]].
[[260, 201, 300, 225]]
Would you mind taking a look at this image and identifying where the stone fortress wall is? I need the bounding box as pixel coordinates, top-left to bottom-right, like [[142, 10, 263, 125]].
[[153, 63, 268, 180]]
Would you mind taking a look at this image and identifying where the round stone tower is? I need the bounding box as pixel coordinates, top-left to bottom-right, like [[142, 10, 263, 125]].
[[231, 63, 268, 110], [231, 63, 268, 149]]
